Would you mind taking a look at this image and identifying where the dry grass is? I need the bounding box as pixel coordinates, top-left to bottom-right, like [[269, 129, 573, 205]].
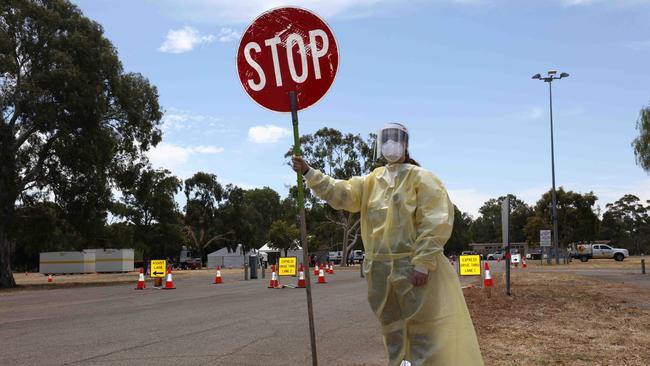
[[465, 271, 650, 366], [525, 256, 646, 270]]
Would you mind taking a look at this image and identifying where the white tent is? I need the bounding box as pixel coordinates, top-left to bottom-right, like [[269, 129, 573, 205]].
[[260, 241, 304, 264], [207, 244, 246, 269]]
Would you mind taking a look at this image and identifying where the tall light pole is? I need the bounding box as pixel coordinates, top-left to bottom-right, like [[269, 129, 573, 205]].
[[532, 70, 569, 265]]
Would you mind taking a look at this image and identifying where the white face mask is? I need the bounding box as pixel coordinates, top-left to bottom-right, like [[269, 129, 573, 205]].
[[381, 140, 404, 163]]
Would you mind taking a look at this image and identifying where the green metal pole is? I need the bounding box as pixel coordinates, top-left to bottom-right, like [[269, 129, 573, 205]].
[[290, 91, 318, 366]]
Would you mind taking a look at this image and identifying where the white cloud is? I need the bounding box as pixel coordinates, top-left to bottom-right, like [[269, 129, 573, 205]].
[[217, 28, 241, 42], [152, 0, 650, 24], [161, 109, 226, 134], [158, 26, 215, 53], [154, 0, 387, 24], [623, 40, 650, 51], [562, 0, 596, 5], [562, 0, 650, 6], [147, 142, 223, 169], [521, 107, 545, 121], [448, 188, 492, 218], [248, 125, 291, 144]]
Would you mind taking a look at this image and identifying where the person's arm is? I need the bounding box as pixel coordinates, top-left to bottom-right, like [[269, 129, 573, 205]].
[[292, 156, 364, 213], [410, 170, 454, 273]]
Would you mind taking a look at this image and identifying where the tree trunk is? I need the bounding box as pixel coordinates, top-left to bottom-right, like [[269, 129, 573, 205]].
[[341, 226, 348, 267], [0, 225, 16, 288], [0, 123, 18, 288]]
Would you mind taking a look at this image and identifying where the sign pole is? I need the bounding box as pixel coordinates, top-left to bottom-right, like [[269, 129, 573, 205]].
[[290, 91, 318, 366], [502, 196, 511, 296]]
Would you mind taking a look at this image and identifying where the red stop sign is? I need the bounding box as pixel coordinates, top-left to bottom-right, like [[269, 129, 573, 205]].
[[237, 7, 339, 112]]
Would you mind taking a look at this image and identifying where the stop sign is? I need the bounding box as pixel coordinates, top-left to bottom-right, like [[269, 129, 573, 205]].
[[237, 7, 339, 112]]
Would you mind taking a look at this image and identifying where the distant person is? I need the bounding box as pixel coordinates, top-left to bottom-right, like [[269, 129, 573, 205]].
[[292, 123, 483, 365]]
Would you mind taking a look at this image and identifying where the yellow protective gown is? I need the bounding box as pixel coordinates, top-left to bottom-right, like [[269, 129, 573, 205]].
[[305, 163, 484, 366]]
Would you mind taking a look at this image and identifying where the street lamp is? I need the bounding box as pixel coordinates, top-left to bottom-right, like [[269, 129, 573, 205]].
[[532, 70, 569, 265]]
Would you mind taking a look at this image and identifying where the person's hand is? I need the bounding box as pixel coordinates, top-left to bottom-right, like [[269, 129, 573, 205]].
[[292, 155, 310, 175], [409, 269, 428, 287]]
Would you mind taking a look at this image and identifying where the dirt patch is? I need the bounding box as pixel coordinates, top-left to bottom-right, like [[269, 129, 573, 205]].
[[465, 271, 650, 365]]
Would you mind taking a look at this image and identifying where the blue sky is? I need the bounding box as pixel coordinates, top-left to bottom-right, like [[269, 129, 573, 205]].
[[73, 0, 650, 217]]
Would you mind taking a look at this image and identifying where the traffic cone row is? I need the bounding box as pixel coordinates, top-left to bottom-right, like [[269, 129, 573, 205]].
[[135, 268, 146, 290], [317, 266, 327, 284], [483, 261, 493, 288], [297, 264, 306, 288], [268, 265, 280, 288], [214, 266, 223, 284], [163, 267, 176, 289]]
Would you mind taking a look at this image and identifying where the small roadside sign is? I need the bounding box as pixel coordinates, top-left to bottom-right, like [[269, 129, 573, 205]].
[[150, 260, 166, 278], [459, 255, 481, 276], [278, 257, 297, 276], [540, 230, 552, 247], [501, 196, 509, 248]]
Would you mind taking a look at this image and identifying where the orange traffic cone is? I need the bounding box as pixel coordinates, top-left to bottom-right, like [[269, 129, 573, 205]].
[[214, 266, 223, 284], [314, 263, 319, 276], [47, 274, 53, 283], [317, 267, 327, 284], [163, 267, 176, 289], [268, 265, 280, 288], [484, 261, 493, 288], [328, 263, 335, 275], [135, 268, 146, 290], [522, 257, 527, 268], [297, 264, 306, 288]]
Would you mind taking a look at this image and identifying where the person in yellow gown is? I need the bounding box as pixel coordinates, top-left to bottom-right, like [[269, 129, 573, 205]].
[[292, 123, 484, 366]]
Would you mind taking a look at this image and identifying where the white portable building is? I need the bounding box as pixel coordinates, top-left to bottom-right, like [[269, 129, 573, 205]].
[[39, 251, 96, 274], [207, 244, 246, 269], [87, 249, 134, 272]]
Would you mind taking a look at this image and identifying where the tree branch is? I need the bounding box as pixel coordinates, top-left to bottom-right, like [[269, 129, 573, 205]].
[[14, 124, 37, 150], [20, 132, 59, 189]]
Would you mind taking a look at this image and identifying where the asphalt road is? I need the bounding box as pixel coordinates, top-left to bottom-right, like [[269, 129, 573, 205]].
[[1, 268, 476, 366]]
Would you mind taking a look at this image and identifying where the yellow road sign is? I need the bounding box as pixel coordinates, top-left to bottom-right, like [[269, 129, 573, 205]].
[[150, 260, 167, 278], [459, 255, 481, 276], [278, 257, 297, 276]]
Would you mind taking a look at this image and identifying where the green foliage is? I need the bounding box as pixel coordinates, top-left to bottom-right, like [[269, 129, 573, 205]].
[[445, 206, 473, 255], [111, 165, 184, 259], [600, 194, 650, 254], [268, 220, 300, 257], [470, 195, 531, 243], [632, 102, 650, 173], [523, 188, 599, 246], [0, 0, 162, 287], [183, 172, 227, 262]]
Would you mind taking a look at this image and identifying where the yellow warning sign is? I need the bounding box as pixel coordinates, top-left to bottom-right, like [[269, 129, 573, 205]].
[[150, 260, 167, 278], [278, 257, 297, 276], [459, 255, 481, 276]]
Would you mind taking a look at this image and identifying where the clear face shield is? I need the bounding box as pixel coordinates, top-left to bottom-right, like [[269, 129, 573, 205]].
[[375, 123, 409, 163]]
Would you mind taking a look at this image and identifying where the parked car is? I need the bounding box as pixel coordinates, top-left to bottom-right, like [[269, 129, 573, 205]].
[[526, 249, 542, 260], [486, 252, 504, 261], [349, 250, 364, 264], [328, 251, 342, 264], [461, 251, 484, 259], [570, 243, 629, 262]]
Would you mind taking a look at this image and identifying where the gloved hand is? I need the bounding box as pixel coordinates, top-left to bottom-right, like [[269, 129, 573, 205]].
[[292, 156, 310, 175], [409, 269, 428, 287]]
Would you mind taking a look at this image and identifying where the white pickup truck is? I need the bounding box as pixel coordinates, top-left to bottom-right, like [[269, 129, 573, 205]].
[[570, 243, 629, 262]]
